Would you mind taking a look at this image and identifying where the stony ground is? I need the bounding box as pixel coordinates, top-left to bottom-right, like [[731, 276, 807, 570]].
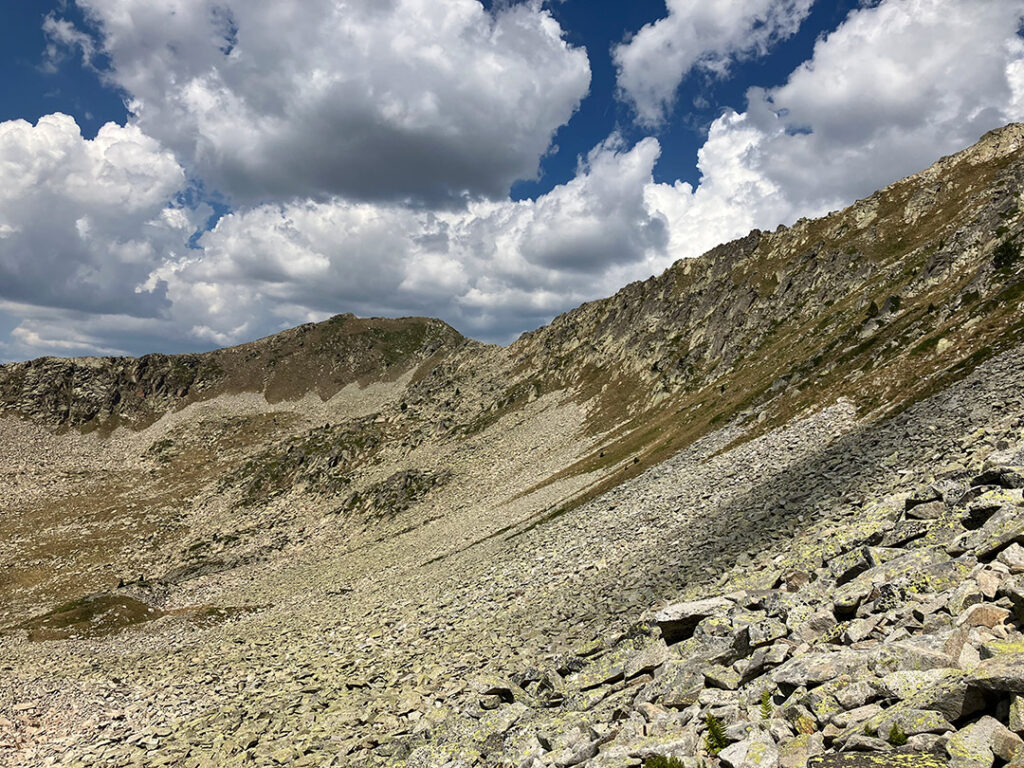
[[3, 126, 1024, 768], [3, 334, 1024, 767]]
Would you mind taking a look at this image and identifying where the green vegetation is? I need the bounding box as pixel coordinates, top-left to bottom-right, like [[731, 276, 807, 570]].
[[888, 723, 908, 747], [760, 689, 774, 720], [993, 238, 1021, 271], [225, 417, 385, 505], [17, 594, 162, 641], [704, 713, 728, 756], [147, 437, 177, 463], [644, 757, 687, 768], [339, 469, 450, 520]]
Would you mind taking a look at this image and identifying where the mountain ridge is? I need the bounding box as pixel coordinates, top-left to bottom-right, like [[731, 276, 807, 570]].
[[2, 123, 1024, 768]]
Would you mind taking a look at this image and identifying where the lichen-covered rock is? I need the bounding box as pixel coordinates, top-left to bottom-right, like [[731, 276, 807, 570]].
[[773, 650, 866, 689], [719, 730, 779, 768], [946, 716, 1019, 768], [778, 732, 826, 768], [654, 597, 734, 644], [967, 653, 1024, 693], [876, 710, 954, 738], [810, 754, 947, 768]]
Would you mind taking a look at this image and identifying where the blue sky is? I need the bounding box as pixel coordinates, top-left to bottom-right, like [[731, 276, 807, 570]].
[[0, 0, 1022, 360]]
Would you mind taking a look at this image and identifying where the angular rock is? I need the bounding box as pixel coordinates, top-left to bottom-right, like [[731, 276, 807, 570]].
[[842, 735, 892, 752], [946, 716, 1018, 768], [705, 665, 743, 691], [654, 597, 733, 644], [957, 604, 1011, 629], [876, 710, 955, 737], [835, 681, 879, 711], [907, 487, 945, 511], [750, 618, 790, 648], [967, 652, 1024, 693], [971, 467, 1024, 490], [883, 520, 935, 549], [907, 502, 946, 521], [718, 731, 779, 768], [1011, 695, 1024, 735], [624, 638, 671, 679], [877, 669, 985, 721], [873, 641, 955, 673], [796, 610, 839, 643], [810, 754, 946, 768], [998, 543, 1024, 574], [950, 506, 1024, 560], [778, 733, 825, 768], [639, 660, 704, 710], [772, 650, 865, 689]]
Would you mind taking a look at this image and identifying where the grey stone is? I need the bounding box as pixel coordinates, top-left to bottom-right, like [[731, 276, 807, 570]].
[[772, 650, 865, 689], [907, 502, 946, 521], [971, 467, 1024, 490], [624, 638, 671, 679], [946, 716, 1019, 768], [876, 709, 954, 737], [842, 735, 892, 752], [998, 543, 1024, 574], [654, 597, 733, 644], [718, 731, 779, 768], [967, 652, 1024, 693], [778, 733, 825, 768], [835, 681, 878, 711]]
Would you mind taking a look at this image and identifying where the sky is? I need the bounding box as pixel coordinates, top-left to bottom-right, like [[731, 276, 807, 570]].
[[1, 0, 1023, 361]]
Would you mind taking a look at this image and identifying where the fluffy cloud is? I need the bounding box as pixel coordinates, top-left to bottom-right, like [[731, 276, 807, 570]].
[[0, 113, 193, 321], [648, 0, 1024, 262], [160, 135, 668, 343], [58, 0, 591, 205], [737, 0, 1024, 211], [0, 124, 668, 356], [614, 0, 814, 126]]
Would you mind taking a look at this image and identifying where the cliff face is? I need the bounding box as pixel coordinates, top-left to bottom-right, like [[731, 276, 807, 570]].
[[0, 314, 465, 427]]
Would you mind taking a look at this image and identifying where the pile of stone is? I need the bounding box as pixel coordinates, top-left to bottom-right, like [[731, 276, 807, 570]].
[[404, 454, 1024, 768]]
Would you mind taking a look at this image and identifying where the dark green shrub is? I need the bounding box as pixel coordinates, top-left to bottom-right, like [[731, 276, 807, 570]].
[[993, 239, 1021, 271], [704, 713, 728, 756], [644, 757, 688, 768]]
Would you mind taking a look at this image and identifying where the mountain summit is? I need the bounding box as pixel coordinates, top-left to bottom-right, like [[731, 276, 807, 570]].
[[2, 125, 1024, 768]]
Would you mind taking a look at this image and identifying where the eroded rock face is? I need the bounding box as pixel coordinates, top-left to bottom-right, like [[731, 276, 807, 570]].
[[0, 315, 465, 427]]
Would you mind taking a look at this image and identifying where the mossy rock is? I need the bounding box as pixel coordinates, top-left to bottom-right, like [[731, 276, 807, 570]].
[[810, 752, 948, 768]]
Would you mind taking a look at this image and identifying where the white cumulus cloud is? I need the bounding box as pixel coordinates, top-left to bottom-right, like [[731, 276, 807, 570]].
[[0, 113, 194, 321], [161, 135, 668, 343], [614, 0, 815, 127], [56, 0, 591, 205], [647, 0, 1024, 261]]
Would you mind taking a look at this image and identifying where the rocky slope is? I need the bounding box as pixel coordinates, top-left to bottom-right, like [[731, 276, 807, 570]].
[[0, 125, 1023, 768], [0, 314, 465, 428]]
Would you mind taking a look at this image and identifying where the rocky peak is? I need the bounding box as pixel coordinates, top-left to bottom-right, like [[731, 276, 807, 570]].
[[0, 314, 465, 428]]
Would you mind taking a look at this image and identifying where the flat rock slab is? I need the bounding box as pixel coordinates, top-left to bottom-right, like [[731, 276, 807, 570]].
[[810, 752, 948, 768]]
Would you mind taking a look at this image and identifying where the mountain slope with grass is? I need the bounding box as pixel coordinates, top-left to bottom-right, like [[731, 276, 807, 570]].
[[1, 125, 1024, 768]]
